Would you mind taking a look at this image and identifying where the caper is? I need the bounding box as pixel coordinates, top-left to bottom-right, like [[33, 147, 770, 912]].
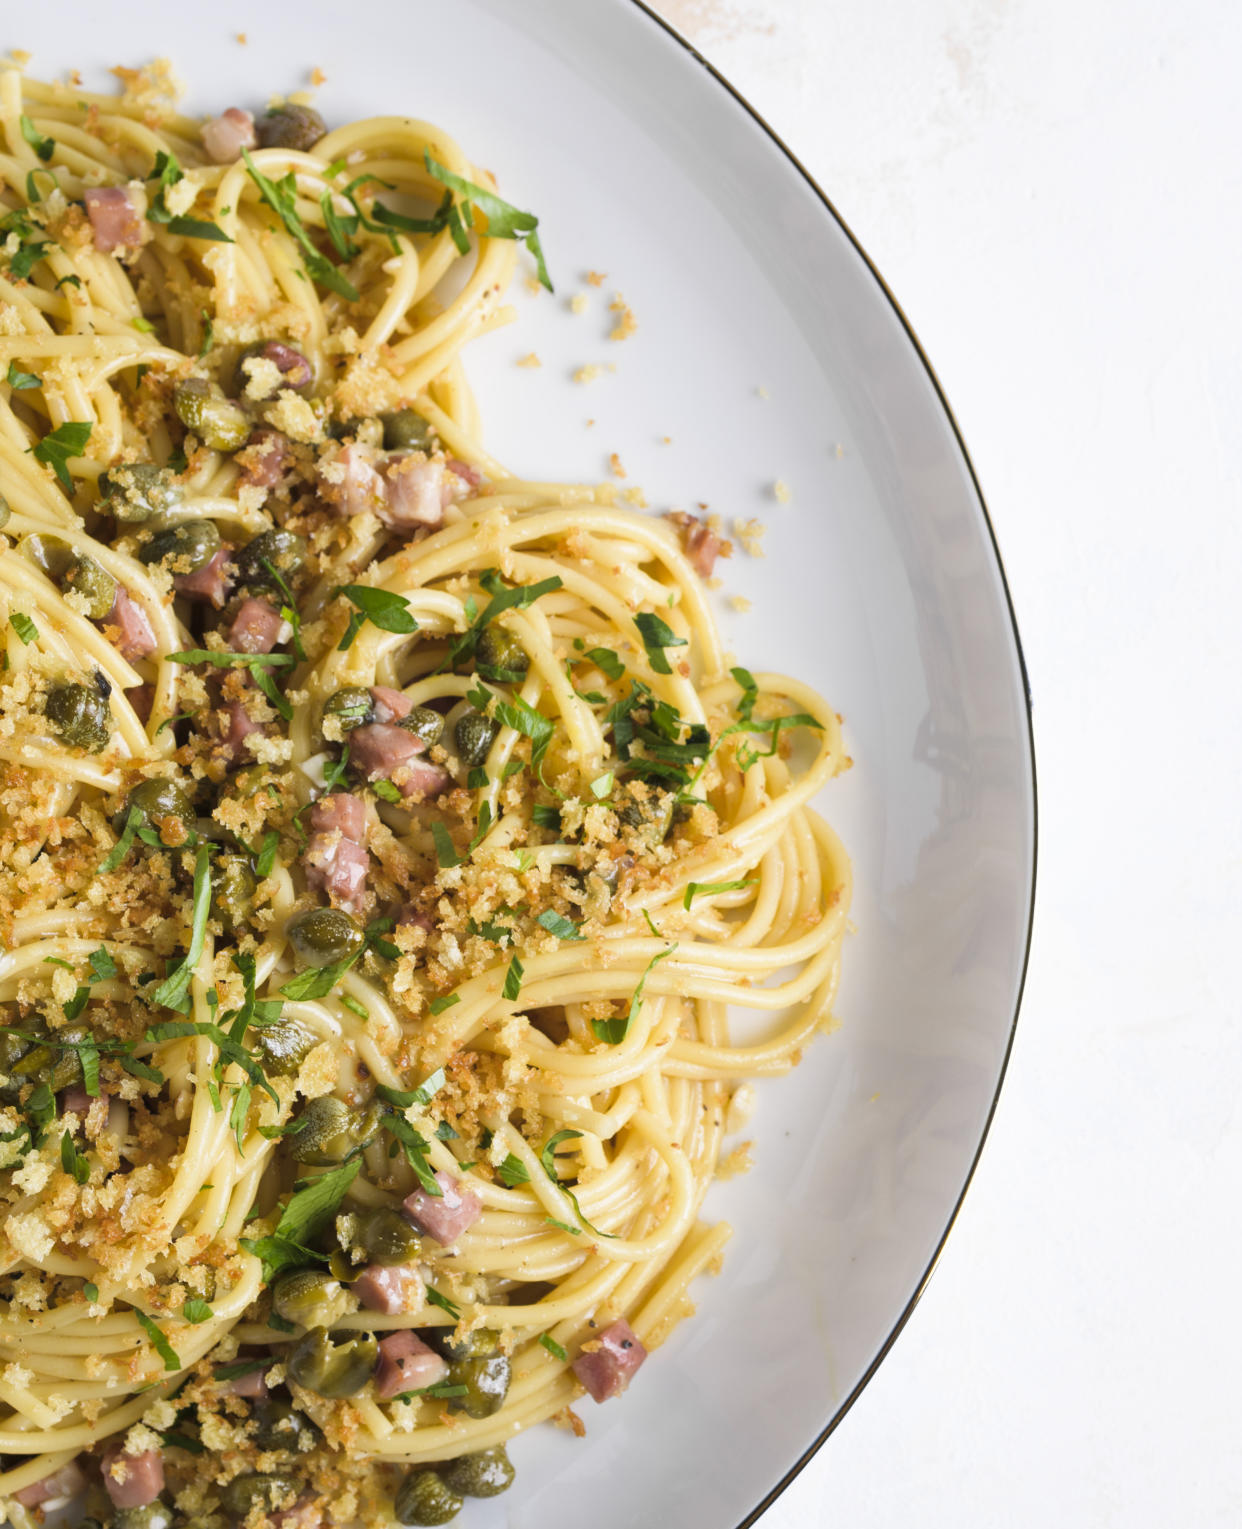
[[476, 625, 529, 680], [138, 517, 222, 574], [380, 408, 434, 452], [272, 1268, 345, 1328], [286, 907, 365, 968], [97, 463, 183, 523], [359, 1206, 421, 1266], [445, 1331, 511, 1419], [64, 554, 117, 620], [256, 103, 327, 152], [427, 1325, 498, 1364], [454, 709, 498, 768], [615, 781, 675, 843], [117, 777, 196, 846], [287, 1326, 377, 1398], [12, 1034, 82, 1092], [400, 706, 444, 748], [394, 1470, 462, 1526], [220, 1472, 298, 1517], [252, 1399, 320, 1453], [233, 528, 306, 588], [288, 1094, 381, 1166], [323, 685, 374, 732], [439, 1446, 515, 1499], [46, 681, 110, 753], [21, 534, 116, 618], [173, 379, 250, 452], [0, 493, 10, 530], [253, 1016, 318, 1076], [114, 1505, 174, 1529], [212, 853, 255, 930]]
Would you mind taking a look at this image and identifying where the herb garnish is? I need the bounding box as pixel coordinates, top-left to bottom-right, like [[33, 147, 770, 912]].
[[148, 845, 212, 1010], [242, 149, 359, 300], [8, 613, 37, 645], [424, 152, 552, 290], [683, 878, 757, 909], [536, 909, 584, 941], [6, 361, 40, 390], [60, 1130, 89, 1185], [240, 1157, 361, 1282], [502, 954, 524, 1001], [634, 611, 687, 675], [425, 1286, 461, 1320], [444, 570, 563, 671], [591, 926, 677, 1045], [29, 420, 92, 493], [335, 583, 419, 650], [19, 114, 54, 162], [135, 1311, 181, 1372], [496, 1153, 529, 1188], [539, 1333, 568, 1361], [145, 150, 233, 241]]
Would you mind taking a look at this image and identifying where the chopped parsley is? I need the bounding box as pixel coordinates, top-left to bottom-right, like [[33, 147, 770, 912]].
[[6, 361, 40, 390], [149, 845, 212, 1010], [424, 1286, 461, 1320], [181, 1298, 213, 1324], [539, 1333, 568, 1361], [135, 1311, 181, 1372], [591, 936, 677, 1045], [428, 993, 460, 1016], [444, 570, 563, 671], [502, 954, 524, 1001], [634, 611, 687, 675], [496, 1153, 529, 1188], [8, 613, 37, 645], [29, 420, 92, 493], [335, 583, 419, 650], [683, 878, 757, 910], [19, 114, 55, 162], [146, 149, 233, 241], [536, 909, 584, 941], [242, 149, 359, 300], [425, 152, 552, 290], [60, 1130, 89, 1185], [240, 1158, 361, 1282]]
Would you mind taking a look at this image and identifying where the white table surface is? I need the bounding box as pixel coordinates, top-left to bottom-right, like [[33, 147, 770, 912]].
[[644, 1, 1242, 1525]]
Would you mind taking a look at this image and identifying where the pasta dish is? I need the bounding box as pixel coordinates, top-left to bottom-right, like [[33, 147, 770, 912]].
[[0, 62, 850, 1529]]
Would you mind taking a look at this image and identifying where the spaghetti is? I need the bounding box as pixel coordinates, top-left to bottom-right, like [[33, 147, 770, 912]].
[[0, 62, 850, 1528]]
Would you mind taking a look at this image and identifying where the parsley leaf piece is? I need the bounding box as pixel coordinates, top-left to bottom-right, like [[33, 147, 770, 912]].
[[635, 611, 687, 676], [425, 1286, 461, 1319], [444, 570, 563, 670], [591, 939, 678, 1044], [254, 831, 280, 880], [340, 992, 369, 1022], [80, 1038, 100, 1097], [428, 993, 460, 1017], [214, 1357, 270, 1381], [372, 779, 402, 804], [149, 845, 212, 1010], [62, 985, 90, 1022], [466, 766, 489, 790], [60, 1130, 89, 1184], [182, 1298, 213, 1324], [585, 646, 625, 681], [532, 804, 561, 832], [493, 695, 554, 766], [88, 946, 118, 982], [242, 149, 359, 300], [336, 583, 419, 641], [497, 1153, 529, 1188], [502, 954, 524, 1002], [432, 821, 463, 869], [198, 309, 214, 357], [424, 152, 553, 290], [384, 1113, 441, 1195], [19, 114, 54, 162], [538, 1127, 615, 1238], [241, 1159, 361, 1281], [9, 612, 37, 645], [135, 1311, 181, 1372], [536, 909, 584, 941], [392, 1379, 469, 1403], [376, 1069, 447, 1110], [166, 648, 295, 670], [6, 361, 40, 390], [279, 948, 364, 1001], [98, 806, 140, 876], [683, 878, 758, 910], [83, 1281, 100, 1303], [539, 1332, 569, 1359], [29, 420, 92, 493]]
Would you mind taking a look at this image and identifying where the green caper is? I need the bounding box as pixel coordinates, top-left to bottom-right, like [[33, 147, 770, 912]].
[[256, 104, 327, 152], [288, 1094, 381, 1166], [138, 517, 222, 574], [445, 1332, 511, 1419], [21, 534, 116, 618], [400, 706, 444, 748], [287, 1326, 377, 1398], [252, 1399, 320, 1452], [0, 493, 10, 530], [11, 1034, 82, 1092], [117, 777, 197, 846], [114, 1505, 174, 1529], [272, 1268, 345, 1328], [97, 463, 183, 523], [220, 1472, 298, 1517], [323, 685, 374, 733], [46, 681, 110, 753], [286, 907, 365, 968], [454, 709, 498, 768], [233, 528, 307, 588], [173, 379, 250, 452], [439, 1446, 515, 1499], [427, 1325, 498, 1364], [475, 625, 529, 681], [212, 853, 255, 930], [359, 1206, 421, 1266], [615, 781, 675, 843], [253, 1016, 318, 1076], [394, 1470, 462, 1526], [64, 554, 117, 620], [380, 408, 434, 452]]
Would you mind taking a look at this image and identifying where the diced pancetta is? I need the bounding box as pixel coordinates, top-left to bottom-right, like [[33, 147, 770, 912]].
[[368, 685, 412, 724], [100, 1443, 164, 1508], [237, 427, 293, 489], [226, 596, 287, 654], [571, 1317, 648, 1402], [402, 1171, 482, 1247], [173, 546, 233, 608], [348, 723, 450, 800], [202, 107, 257, 163], [309, 793, 366, 841], [377, 453, 445, 531], [105, 585, 158, 659], [14, 1459, 86, 1509], [84, 187, 145, 252], [373, 1330, 448, 1400], [319, 443, 386, 519], [353, 1263, 424, 1315]]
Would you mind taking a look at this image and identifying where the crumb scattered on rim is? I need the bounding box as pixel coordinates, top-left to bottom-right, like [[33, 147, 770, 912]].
[[728, 594, 752, 613], [608, 294, 637, 341], [516, 352, 541, 369], [310, 67, 327, 87], [773, 478, 792, 504], [608, 453, 626, 479], [573, 365, 602, 384], [570, 294, 589, 316], [585, 270, 606, 287], [733, 518, 766, 558]]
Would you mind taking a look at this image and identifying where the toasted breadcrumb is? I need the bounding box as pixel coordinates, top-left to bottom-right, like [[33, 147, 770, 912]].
[[608, 452, 626, 479], [728, 594, 752, 613], [608, 294, 637, 340], [773, 478, 792, 504], [570, 294, 588, 315], [516, 352, 541, 368], [310, 67, 327, 86], [573, 365, 602, 384], [585, 270, 606, 287], [733, 517, 766, 557]]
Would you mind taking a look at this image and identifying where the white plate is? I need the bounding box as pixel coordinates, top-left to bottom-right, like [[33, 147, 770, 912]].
[[6, 3, 1036, 1525]]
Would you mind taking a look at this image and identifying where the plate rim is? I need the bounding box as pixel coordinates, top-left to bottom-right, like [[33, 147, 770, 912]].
[[610, 2, 1040, 1521]]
